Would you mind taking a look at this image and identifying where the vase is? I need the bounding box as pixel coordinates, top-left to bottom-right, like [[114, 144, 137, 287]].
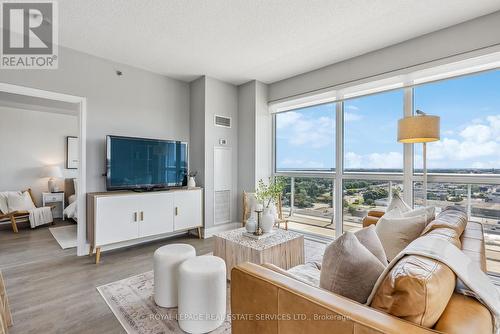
[[245, 217, 256, 233], [187, 176, 196, 188], [261, 208, 274, 233]]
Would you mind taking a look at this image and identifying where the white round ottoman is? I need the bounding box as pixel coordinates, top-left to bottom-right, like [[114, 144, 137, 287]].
[[153, 243, 196, 308], [178, 256, 226, 334]]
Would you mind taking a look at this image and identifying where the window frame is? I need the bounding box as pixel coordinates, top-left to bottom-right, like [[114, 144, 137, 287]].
[[272, 68, 500, 239]]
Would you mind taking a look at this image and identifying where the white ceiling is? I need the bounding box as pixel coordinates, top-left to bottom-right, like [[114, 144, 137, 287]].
[[58, 0, 500, 85]]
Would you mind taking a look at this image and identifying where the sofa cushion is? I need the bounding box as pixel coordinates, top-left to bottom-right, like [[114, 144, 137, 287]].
[[425, 227, 462, 249], [376, 213, 427, 261], [370, 254, 456, 328], [320, 231, 385, 303], [354, 225, 388, 265], [422, 206, 467, 237], [286, 262, 321, 287], [434, 293, 493, 334]]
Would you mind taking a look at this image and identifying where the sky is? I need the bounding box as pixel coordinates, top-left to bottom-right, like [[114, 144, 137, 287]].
[[275, 69, 500, 171]]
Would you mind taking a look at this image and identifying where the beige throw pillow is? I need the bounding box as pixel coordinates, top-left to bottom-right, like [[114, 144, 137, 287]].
[[375, 213, 427, 261], [386, 193, 411, 213], [354, 225, 388, 266], [320, 231, 386, 303]]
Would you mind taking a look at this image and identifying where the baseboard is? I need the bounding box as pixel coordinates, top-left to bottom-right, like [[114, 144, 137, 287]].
[[203, 222, 241, 238]]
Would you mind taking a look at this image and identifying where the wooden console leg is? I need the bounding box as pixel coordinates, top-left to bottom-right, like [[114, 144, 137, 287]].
[[10, 215, 18, 233], [95, 247, 101, 264], [197, 227, 202, 239], [89, 244, 94, 256]]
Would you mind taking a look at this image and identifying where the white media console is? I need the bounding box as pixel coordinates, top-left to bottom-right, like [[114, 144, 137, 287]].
[[87, 187, 203, 264]]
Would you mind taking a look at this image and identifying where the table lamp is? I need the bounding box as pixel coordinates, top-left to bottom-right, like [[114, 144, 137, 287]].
[[42, 165, 63, 192], [398, 110, 440, 206]]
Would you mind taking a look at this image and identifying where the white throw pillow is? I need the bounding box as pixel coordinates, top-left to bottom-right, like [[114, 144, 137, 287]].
[[0, 192, 9, 214], [73, 178, 78, 195], [386, 193, 412, 213], [7, 191, 36, 212], [375, 213, 427, 261], [403, 206, 435, 224]]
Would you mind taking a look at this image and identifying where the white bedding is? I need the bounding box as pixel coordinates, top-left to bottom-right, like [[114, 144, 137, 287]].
[[64, 195, 78, 220]]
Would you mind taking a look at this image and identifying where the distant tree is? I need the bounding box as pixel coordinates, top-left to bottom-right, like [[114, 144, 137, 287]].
[[365, 198, 375, 206], [363, 188, 388, 203]]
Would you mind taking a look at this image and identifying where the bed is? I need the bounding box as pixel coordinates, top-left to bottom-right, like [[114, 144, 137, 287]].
[[63, 178, 78, 221]]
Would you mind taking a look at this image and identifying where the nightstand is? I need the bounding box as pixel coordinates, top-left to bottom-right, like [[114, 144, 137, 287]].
[[42, 192, 65, 220]]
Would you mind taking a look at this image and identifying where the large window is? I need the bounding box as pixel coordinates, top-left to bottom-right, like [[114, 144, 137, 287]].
[[273, 68, 500, 274], [414, 70, 500, 174], [344, 90, 404, 172], [275, 103, 335, 172]]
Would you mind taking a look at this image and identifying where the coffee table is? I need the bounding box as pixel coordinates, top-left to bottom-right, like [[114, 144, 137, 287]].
[[213, 227, 305, 280]]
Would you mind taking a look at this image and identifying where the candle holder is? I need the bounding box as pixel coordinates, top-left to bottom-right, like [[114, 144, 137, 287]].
[[254, 209, 263, 236]]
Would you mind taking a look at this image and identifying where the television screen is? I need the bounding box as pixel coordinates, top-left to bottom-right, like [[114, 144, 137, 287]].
[[106, 136, 188, 190]]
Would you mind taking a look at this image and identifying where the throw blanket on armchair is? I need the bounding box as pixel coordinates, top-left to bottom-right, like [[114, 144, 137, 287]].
[[28, 207, 53, 228], [366, 236, 500, 334]]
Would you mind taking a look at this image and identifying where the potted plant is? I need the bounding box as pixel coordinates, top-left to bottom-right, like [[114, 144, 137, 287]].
[[255, 178, 285, 232]]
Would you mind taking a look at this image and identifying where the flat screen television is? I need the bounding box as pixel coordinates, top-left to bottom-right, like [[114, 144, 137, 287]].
[[106, 135, 188, 191]]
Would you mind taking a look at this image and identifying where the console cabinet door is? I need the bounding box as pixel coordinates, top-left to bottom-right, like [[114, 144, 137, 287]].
[[174, 190, 202, 231], [138, 192, 174, 237], [95, 195, 139, 246]]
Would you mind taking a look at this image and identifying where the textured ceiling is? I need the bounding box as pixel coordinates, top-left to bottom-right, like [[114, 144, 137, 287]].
[[57, 0, 500, 84]]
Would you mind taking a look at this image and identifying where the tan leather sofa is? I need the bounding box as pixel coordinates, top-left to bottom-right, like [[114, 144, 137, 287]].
[[230, 210, 492, 334]]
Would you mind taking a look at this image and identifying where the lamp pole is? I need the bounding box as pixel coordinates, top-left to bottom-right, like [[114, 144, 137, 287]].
[[423, 142, 427, 207]]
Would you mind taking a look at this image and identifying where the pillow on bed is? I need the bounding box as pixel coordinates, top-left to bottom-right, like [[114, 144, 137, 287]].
[[68, 194, 77, 204], [7, 191, 36, 212], [73, 178, 78, 195]]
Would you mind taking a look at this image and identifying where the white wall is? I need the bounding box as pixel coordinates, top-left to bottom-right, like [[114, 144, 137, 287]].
[[0, 46, 190, 193], [0, 108, 78, 206], [189, 76, 239, 229], [269, 11, 500, 102], [237, 80, 270, 220], [204, 77, 239, 227]]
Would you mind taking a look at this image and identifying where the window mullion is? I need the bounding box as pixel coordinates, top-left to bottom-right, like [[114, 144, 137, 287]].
[[403, 87, 414, 206], [335, 102, 344, 238]]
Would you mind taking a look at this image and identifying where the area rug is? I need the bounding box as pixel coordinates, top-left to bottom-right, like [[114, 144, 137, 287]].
[[49, 225, 78, 249], [97, 270, 231, 334], [97, 237, 327, 334]]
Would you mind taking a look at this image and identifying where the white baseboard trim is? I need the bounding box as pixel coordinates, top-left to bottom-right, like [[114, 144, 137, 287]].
[[203, 222, 241, 238]]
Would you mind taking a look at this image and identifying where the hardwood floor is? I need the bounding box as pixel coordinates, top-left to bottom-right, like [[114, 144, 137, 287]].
[[0, 221, 213, 334]]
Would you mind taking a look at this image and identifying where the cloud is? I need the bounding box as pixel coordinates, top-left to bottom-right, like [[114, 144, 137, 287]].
[[276, 111, 334, 148], [426, 114, 500, 166], [345, 151, 403, 169], [346, 105, 359, 111], [344, 112, 363, 122]]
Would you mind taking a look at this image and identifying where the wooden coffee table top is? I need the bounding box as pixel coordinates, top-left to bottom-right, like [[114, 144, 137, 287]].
[[213, 227, 303, 251]]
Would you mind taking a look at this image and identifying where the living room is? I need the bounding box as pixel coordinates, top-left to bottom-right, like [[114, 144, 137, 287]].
[[1, 1, 500, 334]]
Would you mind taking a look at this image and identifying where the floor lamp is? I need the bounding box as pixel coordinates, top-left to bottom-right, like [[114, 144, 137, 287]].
[[398, 110, 440, 206]]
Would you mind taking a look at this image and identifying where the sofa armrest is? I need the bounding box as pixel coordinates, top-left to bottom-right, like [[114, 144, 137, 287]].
[[231, 262, 438, 334], [367, 210, 385, 218], [362, 210, 385, 228], [362, 215, 380, 228]]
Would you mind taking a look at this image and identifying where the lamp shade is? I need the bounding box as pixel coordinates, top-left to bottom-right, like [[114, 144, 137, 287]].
[[398, 115, 440, 143], [41, 165, 63, 178]]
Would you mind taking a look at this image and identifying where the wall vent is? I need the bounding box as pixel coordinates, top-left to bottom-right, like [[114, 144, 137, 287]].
[[214, 115, 231, 128], [214, 190, 231, 224]]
